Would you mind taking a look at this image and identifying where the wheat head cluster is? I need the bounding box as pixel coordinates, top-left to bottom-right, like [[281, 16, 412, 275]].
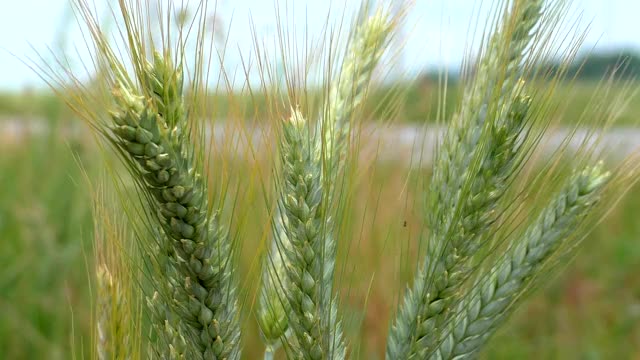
[[42, 0, 640, 359]]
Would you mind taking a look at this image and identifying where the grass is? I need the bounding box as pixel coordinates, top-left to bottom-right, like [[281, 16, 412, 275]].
[[0, 91, 65, 119], [2, 80, 638, 125], [0, 118, 95, 359], [368, 79, 640, 125]]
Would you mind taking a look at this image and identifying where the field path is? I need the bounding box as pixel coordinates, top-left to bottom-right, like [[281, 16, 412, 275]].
[[2, 118, 639, 167]]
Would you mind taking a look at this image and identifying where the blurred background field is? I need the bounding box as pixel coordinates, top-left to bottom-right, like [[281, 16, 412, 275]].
[[2, 1, 640, 359]]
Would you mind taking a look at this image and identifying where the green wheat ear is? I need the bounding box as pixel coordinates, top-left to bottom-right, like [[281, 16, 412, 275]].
[[323, 7, 394, 179], [430, 163, 610, 359], [109, 74, 241, 359], [66, 1, 243, 357], [387, 1, 545, 357], [96, 265, 131, 360], [276, 108, 330, 359], [92, 183, 144, 360], [257, 7, 394, 359]]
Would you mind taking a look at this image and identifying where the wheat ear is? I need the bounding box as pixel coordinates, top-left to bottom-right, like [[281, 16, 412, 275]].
[[281, 108, 340, 359], [387, 1, 544, 358], [96, 265, 130, 360], [108, 61, 241, 358], [257, 222, 291, 352], [92, 182, 140, 360], [428, 163, 610, 359], [323, 8, 393, 180], [257, 9, 392, 356], [265, 108, 343, 359]]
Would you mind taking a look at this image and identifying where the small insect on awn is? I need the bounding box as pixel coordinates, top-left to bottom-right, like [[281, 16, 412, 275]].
[[403, 220, 407, 227]]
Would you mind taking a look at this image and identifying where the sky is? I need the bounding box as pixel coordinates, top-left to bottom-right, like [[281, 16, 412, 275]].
[[1, 0, 639, 91]]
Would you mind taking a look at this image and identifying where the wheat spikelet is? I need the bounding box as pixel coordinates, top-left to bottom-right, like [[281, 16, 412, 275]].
[[146, 291, 189, 359], [144, 51, 184, 129], [257, 225, 291, 350]]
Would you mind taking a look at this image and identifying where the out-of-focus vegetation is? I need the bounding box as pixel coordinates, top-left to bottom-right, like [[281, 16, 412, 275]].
[[0, 91, 64, 119], [554, 50, 640, 81], [2, 81, 637, 125], [3, 51, 639, 124], [0, 118, 95, 359], [372, 51, 640, 124]]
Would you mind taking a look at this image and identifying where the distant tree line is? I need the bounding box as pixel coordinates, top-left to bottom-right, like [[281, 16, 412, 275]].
[[418, 49, 640, 83], [553, 49, 640, 80]]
